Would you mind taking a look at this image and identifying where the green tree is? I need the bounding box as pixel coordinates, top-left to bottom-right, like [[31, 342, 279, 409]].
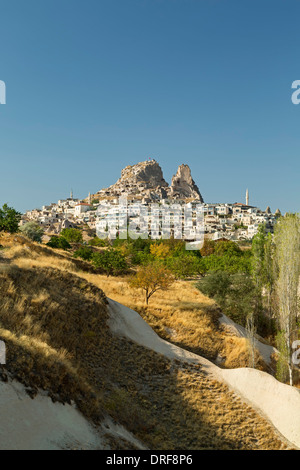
[[0, 204, 21, 233], [47, 236, 71, 250], [196, 271, 256, 327], [60, 228, 83, 243], [20, 221, 44, 243], [195, 271, 231, 303], [273, 214, 300, 385], [92, 250, 128, 276]]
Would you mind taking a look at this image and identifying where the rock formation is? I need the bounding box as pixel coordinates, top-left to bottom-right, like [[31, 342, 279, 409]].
[[265, 206, 271, 214], [92, 159, 204, 203], [168, 164, 204, 202]]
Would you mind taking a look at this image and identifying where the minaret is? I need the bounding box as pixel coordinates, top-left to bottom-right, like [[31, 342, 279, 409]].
[[88, 192, 91, 204], [246, 188, 249, 206], [70, 189, 73, 200]]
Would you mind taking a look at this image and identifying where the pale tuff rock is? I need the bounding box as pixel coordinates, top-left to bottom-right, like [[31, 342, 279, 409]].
[[94, 159, 203, 203], [118, 160, 168, 189], [265, 206, 271, 214], [168, 164, 204, 202]]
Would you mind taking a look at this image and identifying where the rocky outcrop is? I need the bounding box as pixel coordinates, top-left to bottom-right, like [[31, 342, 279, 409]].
[[265, 206, 271, 214], [118, 160, 168, 189], [168, 164, 204, 202], [93, 159, 203, 203]]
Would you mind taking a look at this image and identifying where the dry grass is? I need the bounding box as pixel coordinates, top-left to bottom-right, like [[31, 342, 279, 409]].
[[4, 237, 265, 369], [0, 233, 290, 450], [74, 273, 266, 369]]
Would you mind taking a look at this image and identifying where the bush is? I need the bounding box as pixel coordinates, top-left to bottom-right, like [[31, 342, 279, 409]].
[[150, 243, 170, 259], [195, 271, 231, 302], [166, 253, 204, 279], [131, 251, 155, 266], [129, 262, 174, 304], [88, 236, 108, 247], [92, 250, 128, 276], [214, 240, 242, 256], [200, 239, 216, 256], [200, 250, 252, 274], [196, 271, 257, 327], [46, 236, 71, 250], [74, 246, 94, 261], [20, 222, 44, 243], [60, 228, 83, 243]]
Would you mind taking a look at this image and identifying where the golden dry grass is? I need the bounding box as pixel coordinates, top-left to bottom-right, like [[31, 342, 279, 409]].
[[74, 273, 266, 370], [1, 236, 267, 369]]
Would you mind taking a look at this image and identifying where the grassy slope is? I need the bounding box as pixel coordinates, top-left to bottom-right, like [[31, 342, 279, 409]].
[[0, 234, 290, 449], [76, 274, 266, 370]]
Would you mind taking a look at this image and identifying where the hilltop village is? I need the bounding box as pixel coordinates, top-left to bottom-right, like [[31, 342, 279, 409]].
[[21, 160, 281, 242]]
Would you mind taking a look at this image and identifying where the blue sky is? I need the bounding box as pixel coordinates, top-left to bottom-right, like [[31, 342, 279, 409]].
[[0, 0, 299, 213]]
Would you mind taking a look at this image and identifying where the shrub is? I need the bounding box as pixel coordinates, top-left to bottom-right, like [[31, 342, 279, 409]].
[[166, 254, 204, 279], [150, 244, 170, 259], [196, 271, 257, 327], [46, 236, 71, 250], [200, 251, 252, 274], [195, 271, 231, 302], [0, 204, 21, 233], [91, 250, 128, 276], [20, 221, 44, 243], [74, 246, 93, 261], [214, 240, 242, 256], [60, 228, 83, 243], [88, 236, 108, 247]]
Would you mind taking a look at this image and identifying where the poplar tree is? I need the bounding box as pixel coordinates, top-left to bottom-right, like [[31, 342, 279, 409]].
[[274, 214, 300, 385], [248, 224, 266, 366]]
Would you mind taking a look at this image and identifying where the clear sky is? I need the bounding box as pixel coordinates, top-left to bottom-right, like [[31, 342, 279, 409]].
[[0, 0, 299, 214]]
